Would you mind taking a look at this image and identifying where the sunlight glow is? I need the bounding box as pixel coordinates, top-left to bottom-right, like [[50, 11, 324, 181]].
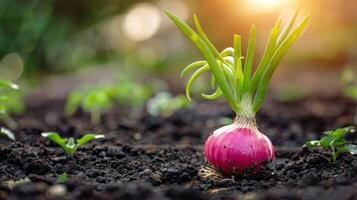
[[122, 3, 161, 42], [246, 0, 295, 14]]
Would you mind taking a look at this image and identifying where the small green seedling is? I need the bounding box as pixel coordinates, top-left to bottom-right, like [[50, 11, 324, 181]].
[[41, 132, 105, 156], [0, 79, 24, 130], [147, 92, 191, 117], [65, 80, 151, 124], [304, 126, 357, 162], [57, 172, 69, 183], [0, 127, 16, 141], [109, 78, 152, 108]]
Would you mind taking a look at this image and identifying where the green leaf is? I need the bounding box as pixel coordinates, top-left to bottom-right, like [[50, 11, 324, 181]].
[[221, 63, 236, 84], [210, 75, 216, 88], [304, 140, 320, 148], [41, 132, 69, 154], [325, 126, 354, 138], [345, 144, 357, 154], [220, 47, 234, 57], [233, 34, 244, 102], [233, 35, 244, 101], [77, 134, 105, 147], [233, 34, 243, 82], [330, 129, 346, 138], [193, 14, 222, 59], [201, 88, 222, 100], [42, 132, 67, 147], [324, 130, 334, 136], [242, 25, 256, 93], [250, 19, 281, 94], [277, 7, 300, 46], [165, 10, 238, 111], [330, 137, 347, 147], [253, 15, 310, 112], [185, 65, 210, 101], [319, 136, 333, 148], [181, 61, 207, 77], [223, 56, 235, 70], [343, 126, 355, 134], [57, 172, 69, 183], [336, 146, 349, 154]]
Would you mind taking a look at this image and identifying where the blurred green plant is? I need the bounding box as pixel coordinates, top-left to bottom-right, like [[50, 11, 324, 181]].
[[110, 78, 152, 108], [57, 172, 69, 184], [65, 86, 114, 124], [0, 0, 151, 76], [41, 132, 105, 156], [147, 92, 191, 117], [341, 66, 357, 100], [0, 79, 24, 129], [341, 66, 357, 124], [65, 79, 152, 124], [304, 126, 357, 162], [218, 117, 234, 126], [273, 84, 309, 102]]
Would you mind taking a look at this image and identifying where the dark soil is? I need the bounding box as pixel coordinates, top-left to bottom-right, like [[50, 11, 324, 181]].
[[0, 95, 356, 200]]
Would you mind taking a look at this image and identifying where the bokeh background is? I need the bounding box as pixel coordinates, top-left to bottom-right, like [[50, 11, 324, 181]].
[[0, 0, 357, 101]]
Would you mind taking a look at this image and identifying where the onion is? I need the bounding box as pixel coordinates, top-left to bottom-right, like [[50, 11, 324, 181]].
[[204, 116, 275, 175], [165, 10, 309, 176]]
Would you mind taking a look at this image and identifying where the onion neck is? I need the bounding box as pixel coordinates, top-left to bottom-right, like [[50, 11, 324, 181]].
[[233, 93, 259, 130], [234, 115, 257, 128], [236, 93, 255, 119]]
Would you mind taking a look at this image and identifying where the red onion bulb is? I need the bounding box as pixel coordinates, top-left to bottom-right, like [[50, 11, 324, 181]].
[[204, 116, 275, 175]]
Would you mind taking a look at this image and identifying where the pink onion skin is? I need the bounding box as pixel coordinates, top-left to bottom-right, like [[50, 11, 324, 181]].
[[204, 119, 275, 175]]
